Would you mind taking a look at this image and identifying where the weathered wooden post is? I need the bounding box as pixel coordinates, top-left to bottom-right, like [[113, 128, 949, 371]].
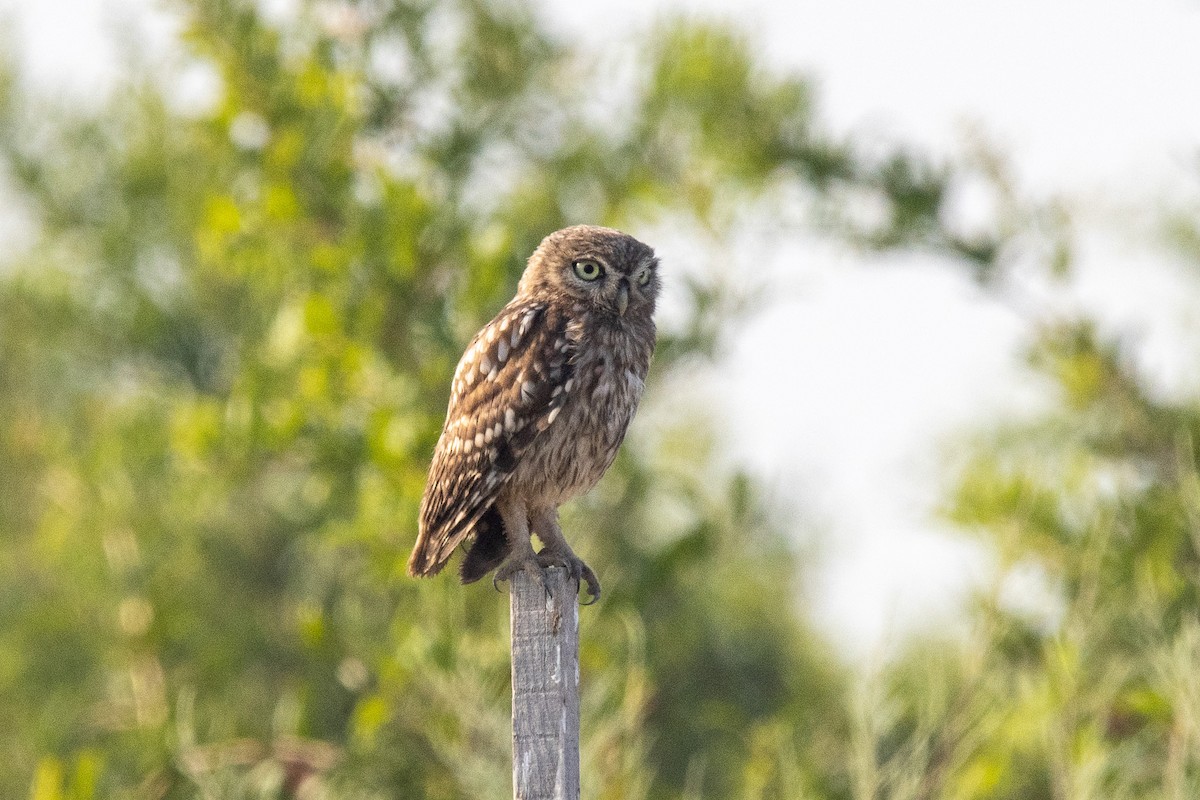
[[510, 567, 580, 800]]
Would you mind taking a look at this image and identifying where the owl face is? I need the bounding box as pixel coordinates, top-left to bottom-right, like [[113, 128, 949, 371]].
[[517, 225, 660, 318]]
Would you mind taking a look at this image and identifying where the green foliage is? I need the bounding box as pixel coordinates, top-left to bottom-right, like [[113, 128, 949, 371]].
[[1, 1, 916, 797], [854, 305, 1200, 799], [10, 0, 1186, 798]]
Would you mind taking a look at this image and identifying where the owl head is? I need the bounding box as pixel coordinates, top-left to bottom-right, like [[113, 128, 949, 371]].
[[517, 225, 660, 319]]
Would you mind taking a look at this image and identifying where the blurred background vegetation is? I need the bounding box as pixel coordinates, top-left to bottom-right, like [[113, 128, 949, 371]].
[[3, 0, 1200, 798]]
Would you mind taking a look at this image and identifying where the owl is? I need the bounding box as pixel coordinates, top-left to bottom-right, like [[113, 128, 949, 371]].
[[408, 225, 660, 602]]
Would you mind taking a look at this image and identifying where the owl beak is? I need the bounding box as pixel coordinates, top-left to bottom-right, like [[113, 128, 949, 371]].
[[616, 281, 630, 316]]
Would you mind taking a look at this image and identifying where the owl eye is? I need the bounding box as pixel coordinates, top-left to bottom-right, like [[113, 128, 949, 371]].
[[635, 266, 652, 286], [572, 259, 603, 281]]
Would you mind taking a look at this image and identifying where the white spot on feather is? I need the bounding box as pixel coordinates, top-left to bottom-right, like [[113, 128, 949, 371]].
[[518, 309, 537, 338]]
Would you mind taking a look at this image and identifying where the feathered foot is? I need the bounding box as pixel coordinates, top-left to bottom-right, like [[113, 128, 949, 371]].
[[530, 508, 600, 604], [490, 503, 601, 604], [492, 546, 552, 596], [537, 546, 601, 605]]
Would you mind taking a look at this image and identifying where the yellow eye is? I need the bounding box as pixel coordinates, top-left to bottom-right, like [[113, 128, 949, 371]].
[[572, 259, 603, 281], [636, 267, 652, 286]]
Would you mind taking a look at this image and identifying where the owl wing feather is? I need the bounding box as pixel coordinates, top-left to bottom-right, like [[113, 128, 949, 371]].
[[408, 299, 576, 577]]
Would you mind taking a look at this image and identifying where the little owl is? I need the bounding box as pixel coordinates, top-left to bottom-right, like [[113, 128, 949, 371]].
[[408, 225, 659, 602]]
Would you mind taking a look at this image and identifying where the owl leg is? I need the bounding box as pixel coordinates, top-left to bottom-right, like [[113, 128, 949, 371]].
[[491, 498, 550, 595], [530, 508, 601, 604]]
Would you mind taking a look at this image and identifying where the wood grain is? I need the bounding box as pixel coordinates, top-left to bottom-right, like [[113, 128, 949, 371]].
[[510, 568, 580, 800]]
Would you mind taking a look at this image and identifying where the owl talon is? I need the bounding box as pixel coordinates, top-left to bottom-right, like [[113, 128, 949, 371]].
[[537, 549, 601, 605], [578, 564, 601, 605], [493, 552, 551, 596]]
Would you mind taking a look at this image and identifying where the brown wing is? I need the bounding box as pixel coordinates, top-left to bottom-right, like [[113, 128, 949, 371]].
[[408, 300, 576, 577]]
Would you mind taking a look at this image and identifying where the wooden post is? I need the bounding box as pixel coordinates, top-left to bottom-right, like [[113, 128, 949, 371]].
[[510, 567, 580, 800]]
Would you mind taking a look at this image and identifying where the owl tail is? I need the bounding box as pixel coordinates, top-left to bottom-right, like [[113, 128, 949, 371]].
[[408, 504, 510, 582], [407, 513, 449, 577], [459, 506, 509, 583], [406, 532, 442, 577]]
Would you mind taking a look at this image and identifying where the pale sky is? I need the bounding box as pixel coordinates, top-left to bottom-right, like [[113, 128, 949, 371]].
[[6, 0, 1200, 654], [542, 0, 1200, 652]]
